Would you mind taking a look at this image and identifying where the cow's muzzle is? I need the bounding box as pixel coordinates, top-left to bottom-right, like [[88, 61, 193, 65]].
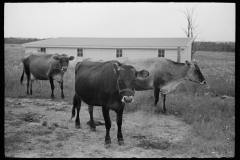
[[122, 96, 134, 103], [61, 67, 68, 72], [119, 88, 135, 103]]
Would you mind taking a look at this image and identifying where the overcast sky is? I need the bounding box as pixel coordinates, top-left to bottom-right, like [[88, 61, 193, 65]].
[[4, 2, 235, 42]]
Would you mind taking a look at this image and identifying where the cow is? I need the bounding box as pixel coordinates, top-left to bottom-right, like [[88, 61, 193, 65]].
[[71, 59, 149, 146], [118, 57, 206, 114], [20, 52, 74, 99]]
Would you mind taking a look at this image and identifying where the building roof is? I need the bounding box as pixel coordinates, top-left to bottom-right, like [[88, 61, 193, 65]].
[[22, 37, 194, 49]]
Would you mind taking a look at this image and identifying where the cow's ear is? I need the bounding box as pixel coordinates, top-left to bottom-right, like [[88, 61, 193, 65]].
[[136, 70, 149, 78], [53, 55, 60, 60], [185, 60, 191, 67], [69, 56, 74, 61], [112, 62, 121, 73]]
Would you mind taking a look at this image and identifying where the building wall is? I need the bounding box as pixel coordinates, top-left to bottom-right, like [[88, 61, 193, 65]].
[[25, 47, 38, 53], [123, 49, 157, 59], [25, 46, 191, 64], [181, 45, 192, 62], [84, 48, 116, 60], [165, 49, 178, 62]]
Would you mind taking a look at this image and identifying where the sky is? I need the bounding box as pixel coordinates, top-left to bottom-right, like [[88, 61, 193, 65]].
[[4, 2, 235, 42]]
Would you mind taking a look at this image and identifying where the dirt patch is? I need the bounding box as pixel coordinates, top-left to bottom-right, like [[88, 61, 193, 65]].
[[5, 98, 191, 158]]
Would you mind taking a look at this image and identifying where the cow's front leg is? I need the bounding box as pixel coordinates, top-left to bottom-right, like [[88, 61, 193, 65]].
[[49, 77, 55, 99], [102, 106, 111, 147], [116, 103, 125, 146], [59, 81, 65, 99], [88, 105, 96, 132], [154, 88, 161, 113], [160, 93, 167, 114]]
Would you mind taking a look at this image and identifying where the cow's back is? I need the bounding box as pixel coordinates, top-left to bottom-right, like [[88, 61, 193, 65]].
[[26, 53, 58, 80], [75, 60, 119, 106], [118, 57, 171, 90]]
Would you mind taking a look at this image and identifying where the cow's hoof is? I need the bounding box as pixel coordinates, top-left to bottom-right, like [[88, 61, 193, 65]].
[[104, 140, 111, 148], [154, 109, 161, 114], [75, 125, 81, 129], [91, 128, 96, 132], [105, 140, 111, 144], [163, 111, 169, 115], [104, 143, 111, 149], [118, 140, 124, 146]]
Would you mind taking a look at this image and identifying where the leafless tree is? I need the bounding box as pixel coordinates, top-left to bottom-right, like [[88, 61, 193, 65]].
[[180, 5, 204, 59]]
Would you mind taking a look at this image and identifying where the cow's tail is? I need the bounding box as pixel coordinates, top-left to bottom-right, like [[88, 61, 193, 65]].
[[71, 94, 78, 119], [20, 57, 30, 85]]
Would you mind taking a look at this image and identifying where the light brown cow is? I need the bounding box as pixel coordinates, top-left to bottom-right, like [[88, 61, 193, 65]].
[[20, 52, 74, 98], [118, 57, 206, 113]]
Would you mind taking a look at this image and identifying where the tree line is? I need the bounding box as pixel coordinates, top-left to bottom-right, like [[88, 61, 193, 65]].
[[4, 37, 235, 52], [193, 41, 235, 52], [4, 37, 49, 44]]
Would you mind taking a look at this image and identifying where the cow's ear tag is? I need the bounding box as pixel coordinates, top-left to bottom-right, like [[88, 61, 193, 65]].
[[113, 62, 121, 73]]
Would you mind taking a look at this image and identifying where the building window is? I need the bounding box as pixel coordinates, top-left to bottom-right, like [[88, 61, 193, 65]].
[[158, 49, 165, 57], [38, 48, 46, 53], [116, 49, 122, 58], [77, 48, 83, 57]]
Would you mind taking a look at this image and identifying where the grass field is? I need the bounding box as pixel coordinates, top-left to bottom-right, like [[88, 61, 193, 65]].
[[4, 44, 235, 157]]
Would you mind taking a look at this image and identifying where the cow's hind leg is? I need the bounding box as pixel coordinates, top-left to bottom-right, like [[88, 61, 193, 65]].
[[49, 77, 55, 99], [59, 81, 65, 99], [102, 105, 111, 146], [161, 93, 167, 114], [154, 88, 161, 113], [116, 103, 125, 146], [26, 71, 31, 95], [72, 94, 81, 129], [88, 105, 96, 132]]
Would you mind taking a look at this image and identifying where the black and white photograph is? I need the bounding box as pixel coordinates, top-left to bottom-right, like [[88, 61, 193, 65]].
[[4, 2, 235, 158]]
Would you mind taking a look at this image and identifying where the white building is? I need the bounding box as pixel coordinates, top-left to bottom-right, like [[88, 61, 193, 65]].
[[22, 37, 194, 64]]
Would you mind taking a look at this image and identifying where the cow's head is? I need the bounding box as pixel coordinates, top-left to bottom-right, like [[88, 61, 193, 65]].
[[113, 62, 149, 103], [53, 54, 74, 72], [185, 60, 206, 85]]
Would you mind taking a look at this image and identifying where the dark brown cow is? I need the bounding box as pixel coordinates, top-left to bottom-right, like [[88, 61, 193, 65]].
[[20, 52, 74, 98], [118, 57, 206, 113], [71, 59, 149, 146]]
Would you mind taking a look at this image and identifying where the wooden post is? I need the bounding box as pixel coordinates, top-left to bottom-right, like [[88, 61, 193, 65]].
[[177, 47, 181, 63]]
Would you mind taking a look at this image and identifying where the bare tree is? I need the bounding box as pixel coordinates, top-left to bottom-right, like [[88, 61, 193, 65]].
[[180, 5, 204, 59]]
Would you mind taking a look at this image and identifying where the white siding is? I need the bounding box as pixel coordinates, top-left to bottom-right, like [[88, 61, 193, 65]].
[[123, 49, 157, 59], [25, 47, 38, 53], [84, 48, 116, 61], [165, 49, 178, 62], [181, 46, 192, 62]]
